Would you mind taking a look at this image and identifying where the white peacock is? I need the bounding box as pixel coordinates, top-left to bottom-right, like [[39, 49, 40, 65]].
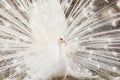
[[0, 0, 120, 80]]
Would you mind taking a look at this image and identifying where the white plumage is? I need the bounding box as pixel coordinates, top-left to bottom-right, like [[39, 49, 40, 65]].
[[0, 0, 120, 80]]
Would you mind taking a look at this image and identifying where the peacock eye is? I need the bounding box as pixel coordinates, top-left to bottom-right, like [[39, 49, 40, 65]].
[[60, 38, 63, 41]]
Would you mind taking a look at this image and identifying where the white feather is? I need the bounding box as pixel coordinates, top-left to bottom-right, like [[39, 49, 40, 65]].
[[0, 0, 120, 80]]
